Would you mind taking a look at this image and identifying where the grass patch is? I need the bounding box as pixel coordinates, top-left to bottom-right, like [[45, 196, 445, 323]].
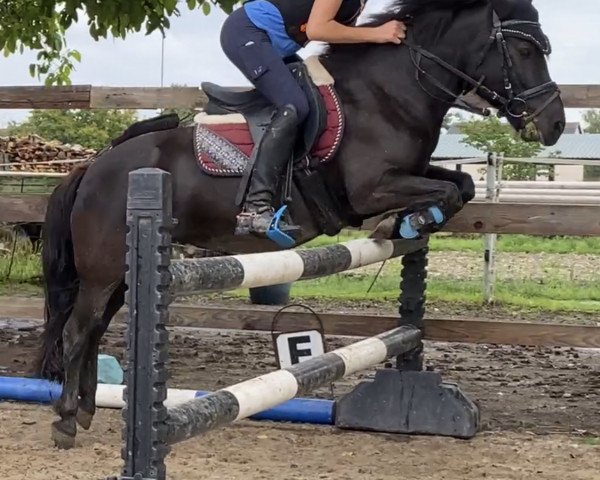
[[428, 279, 600, 313], [0, 176, 59, 194], [2, 223, 600, 314], [302, 230, 367, 248], [581, 437, 600, 446], [0, 250, 42, 284], [430, 234, 600, 254], [303, 230, 600, 254], [224, 273, 600, 313], [0, 230, 43, 286]]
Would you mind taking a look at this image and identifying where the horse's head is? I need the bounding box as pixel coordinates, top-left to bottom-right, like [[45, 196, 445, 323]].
[[465, 0, 565, 145], [326, 0, 565, 145]]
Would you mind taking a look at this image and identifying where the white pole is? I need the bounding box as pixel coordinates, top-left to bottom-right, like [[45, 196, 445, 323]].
[[483, 152, 498, 304]]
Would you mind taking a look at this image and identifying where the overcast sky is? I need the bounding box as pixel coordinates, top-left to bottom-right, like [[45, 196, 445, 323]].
[[0, 0, 598, 127]]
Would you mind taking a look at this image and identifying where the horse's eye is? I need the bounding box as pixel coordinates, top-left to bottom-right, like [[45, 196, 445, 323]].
[[518, 45, 531, 57]]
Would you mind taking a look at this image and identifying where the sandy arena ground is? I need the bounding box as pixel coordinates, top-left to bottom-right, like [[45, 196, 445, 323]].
[[1, 301, 599, 480]]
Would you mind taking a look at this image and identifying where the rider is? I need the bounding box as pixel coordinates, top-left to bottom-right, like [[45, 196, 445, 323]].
[[220, 0, 407, 240]]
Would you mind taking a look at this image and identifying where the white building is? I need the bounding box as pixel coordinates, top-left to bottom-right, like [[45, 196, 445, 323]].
[[432, 132, 600, 181]]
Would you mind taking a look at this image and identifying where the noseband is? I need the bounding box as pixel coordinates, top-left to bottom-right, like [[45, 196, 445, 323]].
[[403, 10, 561, 127]]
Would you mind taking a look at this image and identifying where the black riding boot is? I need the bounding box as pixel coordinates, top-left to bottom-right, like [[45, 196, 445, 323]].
[[235, 104, 300, 239]]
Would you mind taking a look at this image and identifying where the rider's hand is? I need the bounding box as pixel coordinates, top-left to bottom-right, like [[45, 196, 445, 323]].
[[372, 20, 407, 44]]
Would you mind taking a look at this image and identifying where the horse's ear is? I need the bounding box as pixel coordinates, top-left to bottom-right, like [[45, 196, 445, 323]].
[[491, 0, 538, 21], [489, 0, 512, 19]]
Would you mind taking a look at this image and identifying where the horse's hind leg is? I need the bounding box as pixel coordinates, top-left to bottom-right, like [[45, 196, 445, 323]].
[[76, 283, 125, 431], [51, 282, 117, 449]]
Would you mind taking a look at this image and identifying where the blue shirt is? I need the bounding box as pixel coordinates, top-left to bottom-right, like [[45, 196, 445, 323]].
[[243, 0, 302, 57]]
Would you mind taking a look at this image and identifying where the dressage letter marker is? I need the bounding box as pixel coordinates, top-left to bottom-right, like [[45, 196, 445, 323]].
[[275, 330, 325, 368]]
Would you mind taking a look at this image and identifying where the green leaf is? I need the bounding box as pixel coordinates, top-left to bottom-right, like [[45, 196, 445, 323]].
[[69, 49, 82, 62], [2, 0, 240, 84], [583, 110, 600, 133], [164, 0, 179, 12]]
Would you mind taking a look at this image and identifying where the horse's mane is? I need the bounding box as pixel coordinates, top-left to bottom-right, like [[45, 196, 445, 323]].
[[362, 0, 486, 27], [323, 0, 540, 58], [361, 0, 539, 27]]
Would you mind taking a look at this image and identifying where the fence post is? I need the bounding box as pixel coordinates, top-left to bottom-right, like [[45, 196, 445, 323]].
[[483, 152, 498, 303], [119, 168, 173, 480]]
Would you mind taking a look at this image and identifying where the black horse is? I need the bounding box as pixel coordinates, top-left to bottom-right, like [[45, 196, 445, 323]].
[[36, 0, 565, 449]]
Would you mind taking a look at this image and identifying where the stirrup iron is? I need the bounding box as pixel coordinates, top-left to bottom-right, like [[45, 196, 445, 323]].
[[266, 205, 298, 248]]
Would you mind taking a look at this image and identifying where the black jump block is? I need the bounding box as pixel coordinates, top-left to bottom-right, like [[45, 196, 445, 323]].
[[335, 368, 479, 439]]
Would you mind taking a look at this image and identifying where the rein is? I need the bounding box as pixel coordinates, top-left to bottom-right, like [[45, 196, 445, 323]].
[[402, 10, 560, 126]]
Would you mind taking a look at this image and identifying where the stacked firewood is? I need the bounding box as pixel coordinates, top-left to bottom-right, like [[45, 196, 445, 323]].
[[0, 135, 96, 173]]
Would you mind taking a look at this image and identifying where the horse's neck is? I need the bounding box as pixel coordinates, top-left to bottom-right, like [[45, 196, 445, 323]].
[[410, 7, 493, 81], [323, 10, 491, 132]]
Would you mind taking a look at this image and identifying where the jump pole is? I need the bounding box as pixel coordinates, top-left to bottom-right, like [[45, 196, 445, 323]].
[[0, 376, 335, 425], [163, 324, 421, 444]]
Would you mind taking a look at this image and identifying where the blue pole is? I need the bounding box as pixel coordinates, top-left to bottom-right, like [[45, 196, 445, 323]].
[[194, 391, 334, 424], [0, 376, 62, 403], [0, 376, 335, 425]]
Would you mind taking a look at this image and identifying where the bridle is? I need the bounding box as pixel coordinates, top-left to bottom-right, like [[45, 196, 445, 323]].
[[402, 10, 561, 128]]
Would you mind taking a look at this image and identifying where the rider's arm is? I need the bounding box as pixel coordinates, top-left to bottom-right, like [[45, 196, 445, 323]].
[[305, 0, 406, 44]]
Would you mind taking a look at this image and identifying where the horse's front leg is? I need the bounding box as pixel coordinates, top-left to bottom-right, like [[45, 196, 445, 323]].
[[424, 164, 476, 204], [350, 172, 463, 240]]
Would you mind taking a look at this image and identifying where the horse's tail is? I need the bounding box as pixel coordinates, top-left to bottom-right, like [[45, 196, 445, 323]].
[[35, 163, 90, 381]]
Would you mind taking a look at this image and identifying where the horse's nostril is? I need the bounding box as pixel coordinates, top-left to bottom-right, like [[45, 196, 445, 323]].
[[555, 120, 565, 132]]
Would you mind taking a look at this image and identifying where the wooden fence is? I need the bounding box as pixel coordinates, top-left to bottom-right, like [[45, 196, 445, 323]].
[[0, 84, 599, 110], [0, 84, 598, 350], [0, 192, 598, 237], [0, 291, 598, 349]]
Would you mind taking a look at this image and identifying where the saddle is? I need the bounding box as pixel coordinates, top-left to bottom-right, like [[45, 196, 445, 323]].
[[194, 56, 347, 237], [201, 55, 340, 160]]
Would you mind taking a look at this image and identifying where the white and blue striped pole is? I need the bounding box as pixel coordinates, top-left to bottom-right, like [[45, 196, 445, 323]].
[[0, 376, 335, 425]]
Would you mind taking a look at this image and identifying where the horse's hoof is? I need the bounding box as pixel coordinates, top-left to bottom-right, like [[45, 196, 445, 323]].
[[51, 420, 76, 449], [76, 408, 94, 430]]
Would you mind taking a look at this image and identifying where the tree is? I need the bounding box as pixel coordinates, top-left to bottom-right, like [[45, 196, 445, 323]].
[[583, 110, 600, 133], [459, 116, 545, 180], [442, 110, 466, 131], [161, 84, 198, 125], [7, 109, 138, 150], [0, 0, 236, 85], [582, 110, 600, 180]]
